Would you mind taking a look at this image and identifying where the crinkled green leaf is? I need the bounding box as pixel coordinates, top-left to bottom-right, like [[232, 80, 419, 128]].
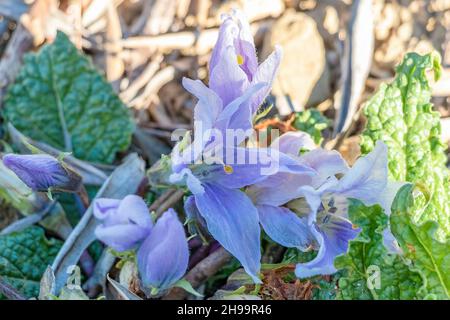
[[361, 52, 449, 238], [0, 226, 62, 299], [293, 109, 329, 144], [3, 31, 134, 164], [390, 184, 450, 299], [334, 199, 423, 300]]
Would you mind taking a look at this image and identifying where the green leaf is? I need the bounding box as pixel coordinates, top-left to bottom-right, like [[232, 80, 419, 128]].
[[361, 52, 449, 239], [334, 199, 423, 300], [3, 31, 134, 164], [174, 279, 204, 297], [390, 184, 450, 299], [0, 226, 62, 299], [292, 109, 329, 144]]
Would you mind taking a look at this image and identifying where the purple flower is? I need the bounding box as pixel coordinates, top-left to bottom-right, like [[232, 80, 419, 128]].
[[181, 10, 282, 147], [248, 134, 401, 278], [137, 208, 189, 292], [209, 10, 282, 112], [2, 153, 82, 192], [247, 132, 349, 252], [94, 195, 153, 252], [175, 145, 313, 283]]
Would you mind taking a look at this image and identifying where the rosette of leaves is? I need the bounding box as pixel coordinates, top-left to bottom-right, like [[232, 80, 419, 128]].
[[3, 31, 134, 164], [360, 52, 449, 238]]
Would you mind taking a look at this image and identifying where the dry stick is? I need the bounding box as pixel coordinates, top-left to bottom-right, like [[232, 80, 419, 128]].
[[149, 189, 176, 212], [154, 190, 185, 217], [163, 248, 232, 300], [0, 277, 26, 300], [120, 54, 163, 103], [0, 23, 33, 109]]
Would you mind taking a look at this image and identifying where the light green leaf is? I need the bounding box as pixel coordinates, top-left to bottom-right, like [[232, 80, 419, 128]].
[[3, 31, 134, 164], [361, 52, 449, 239], [174, 279, 204, 297], [0, 226, 62, 299], [390, 184, 450, 299], [334, 199, 423, 300], [292, 109, 329, 144]]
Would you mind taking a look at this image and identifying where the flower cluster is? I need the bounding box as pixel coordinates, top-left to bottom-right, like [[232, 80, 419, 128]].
[[1, 11, 403, 291], [151, 10, 402, 283]]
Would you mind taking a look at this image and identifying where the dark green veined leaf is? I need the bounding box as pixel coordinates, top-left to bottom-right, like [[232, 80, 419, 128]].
[[0, 226, 61, 299], [3, 31, 134, 164]]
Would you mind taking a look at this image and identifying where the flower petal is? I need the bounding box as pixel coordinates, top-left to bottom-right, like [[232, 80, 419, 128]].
[[330, 141, 388, 206], [295, 217, 359, 278], [137, 209, 189, 291], [3, 154, 82, 192], [93, 195, 153, 252], [258, 204, 314, 250], [247, 172, 313, 206], [209, 45, 249, 106], [215, 82, 267, 137], [117, 195, 153, 229], [182, 77, 223, 129], [209, 15, 238, 75], [250, 46, 283, 113], [195, 183, 261, 283], [95, 224, 151, 252], [93, 198, 121, 221], [270, 131, 316, 156], [301, 148, 349, 183]]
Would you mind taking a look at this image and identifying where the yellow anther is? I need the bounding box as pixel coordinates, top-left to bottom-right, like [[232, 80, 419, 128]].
[[223, 165, 234, 174], [352, 224, 358, 230], [237, 54, 244, 65]]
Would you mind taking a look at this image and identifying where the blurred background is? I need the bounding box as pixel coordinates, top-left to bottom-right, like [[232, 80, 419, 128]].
[[1, 0, 449, 166]]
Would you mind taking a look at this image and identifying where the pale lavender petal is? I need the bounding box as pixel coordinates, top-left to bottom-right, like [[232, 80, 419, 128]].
[[247, 172, 313, 206], [195, 183, 261, 283], [383, 228, 403, 254], [234, 38, 258, 81], [215, 82, 267, 136], [330, 141, 388, 206], [379, 181, 406, 253], [95, 224, 151, 252], [270, 131, 316, 156], [3, 153, 82, 192], [182, 77, 223, 128], [250, 46, 283, 113], [209, 15, 237, 75], [297, 185, 327, 225], [196, 147, 314, 189], [295, 217, 359, 278], [93, 195, 153, 252], [379, 181, 407, 216], [117, 195, 153, 229], [301, 148, 349, 182], [93, 198, 121, 221], [209, 45, 249, 106], [258, 204, 314, 251], [137, 209, 189, 291]]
